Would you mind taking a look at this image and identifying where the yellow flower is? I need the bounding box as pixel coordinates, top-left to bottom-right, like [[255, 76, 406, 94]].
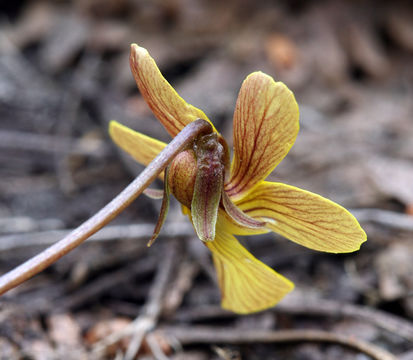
[[109, 44, 367, 314]]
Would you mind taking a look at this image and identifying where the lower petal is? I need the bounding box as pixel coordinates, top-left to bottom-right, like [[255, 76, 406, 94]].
[[236, 181, 367, 253], [206, 226, 294, 314]]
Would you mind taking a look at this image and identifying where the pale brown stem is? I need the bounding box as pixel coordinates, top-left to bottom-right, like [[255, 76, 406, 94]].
[[0, 119, 212, 296]]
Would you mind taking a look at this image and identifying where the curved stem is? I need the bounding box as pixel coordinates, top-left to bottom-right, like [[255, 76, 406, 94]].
[[0, 119, 212, 296]]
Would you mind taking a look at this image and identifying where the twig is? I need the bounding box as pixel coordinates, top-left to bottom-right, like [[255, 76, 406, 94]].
[[145, 333, 171, 360], [174, 296, 413, 343], [56, 255, 158, 311], [0, 119, 212, 296], [0, 130, 109, 157], [0, 216, 63, 235], [0, 222, 193, 252], [91, 241, 178, 359], [186, 237, 217, 284], [123, 241, 177, 360], [399, 349, 413, 360], [162, 261, 200, 317], [276, 297, 413, 343], [352, 208, 413, 232], [160, 326, 398, 360], [0, 175, 56, 195], [2, 213, 407, 253]]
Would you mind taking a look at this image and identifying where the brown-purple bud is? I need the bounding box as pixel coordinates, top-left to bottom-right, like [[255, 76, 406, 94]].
[[167, 149, 197, 208]]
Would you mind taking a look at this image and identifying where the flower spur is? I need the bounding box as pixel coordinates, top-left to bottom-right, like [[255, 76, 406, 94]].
[[109, 44, 367, 314]]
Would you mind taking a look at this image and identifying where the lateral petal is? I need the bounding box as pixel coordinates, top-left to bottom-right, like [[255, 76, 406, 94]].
[[206, 226, 294, 314], [130, 44, 215, 137], [236, 181, 367, 253], [226, 72, 299, 200], [109, 120, 166, 179]]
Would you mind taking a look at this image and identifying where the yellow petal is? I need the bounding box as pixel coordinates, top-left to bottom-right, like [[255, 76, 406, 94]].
[[130, 44, 215, 137], [109, 120, 166, 179], [206, 225, 294, 314], [236, 181, 367, 253], [226, 72, 299, 200]]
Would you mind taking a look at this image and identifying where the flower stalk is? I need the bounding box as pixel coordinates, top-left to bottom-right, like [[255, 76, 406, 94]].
[[0, 119, 213, 296]]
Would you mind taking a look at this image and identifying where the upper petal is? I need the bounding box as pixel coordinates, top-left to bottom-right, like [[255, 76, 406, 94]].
[[206, 224, 294, 314], [130, 44, 215, 137], [236, 181, 367, 253], [109, 120, 166, 178], [226, 72, 299, 200]]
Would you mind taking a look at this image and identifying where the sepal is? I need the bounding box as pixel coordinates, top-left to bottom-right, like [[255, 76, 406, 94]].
[[221, 189, 266, 230], [147, 166, 171, 247], [143, 188, 164, 199], [191, 134, 225, 242]]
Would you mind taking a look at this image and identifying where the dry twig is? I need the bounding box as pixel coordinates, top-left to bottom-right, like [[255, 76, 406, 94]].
[[160, 326, 397, 360], [92, 241, 178, 359], [0, 129, 109, 157], [163, 261, 200, 317], [276, 297, 413, 343], [174, 296, 413, 343], [57, 256, 158, 311], [0, 222, 193, 252], [352, 208, 413, 232]]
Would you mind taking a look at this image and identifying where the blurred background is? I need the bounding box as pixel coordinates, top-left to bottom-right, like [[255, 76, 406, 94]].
[[0, 0, 412, 359]]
